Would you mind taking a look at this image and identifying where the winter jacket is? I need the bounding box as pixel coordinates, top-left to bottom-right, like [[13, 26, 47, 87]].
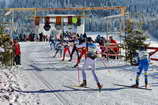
[[14, 43, 21, 55]]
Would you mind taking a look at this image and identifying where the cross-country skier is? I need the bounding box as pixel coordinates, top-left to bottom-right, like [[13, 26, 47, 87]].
[[53, 40, 63, 58], [77, 37, 102, 90], [69, 38, 80, 62], [131, 46, 150, 88], [62, 41, 70, 61], [73, 39, 87, 68]]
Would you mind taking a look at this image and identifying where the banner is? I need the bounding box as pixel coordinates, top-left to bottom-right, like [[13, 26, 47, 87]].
[[77, 17, 81, 26], [34, 16, 40, 25], [45, 16, 50, 24], [68, 16, 72, 24], [56, 16, 62, 25]]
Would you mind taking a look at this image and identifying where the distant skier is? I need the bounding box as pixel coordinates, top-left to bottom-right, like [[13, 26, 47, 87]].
[[49, 35, 55, 50], [62, 41, 70, 61], [77, 37, 102, 90], [73, 39, 87, 68], [131, 46, 150, 88], [53, 40, 63, 58], [69, 38, 79, 62]]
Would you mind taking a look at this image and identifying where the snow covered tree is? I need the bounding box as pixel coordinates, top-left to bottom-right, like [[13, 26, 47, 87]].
[[0, 25, 4, 34], [124, 19, 149, 65], [0, 26, 13, 66]]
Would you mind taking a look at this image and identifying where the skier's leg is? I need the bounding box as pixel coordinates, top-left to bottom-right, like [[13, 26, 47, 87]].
[[82, 64, 87, 82], [53, 40, 56, 49], [144, 62, 149, 88], [53, 49, 59, 57], [50, 42, 52, 50], [80, 59, 88, 87], [91, 60, 99, 83], [69, 47, 75, 61], [74, 52, 84, 67], [136, 68, 143, 86], [59, 49, 62, 58], [76, 49, 80, 60], [62, 48, 66, 61], [68, 48, 71, 56], [144, 71, 148, 88], [90, 59, 102, 89]]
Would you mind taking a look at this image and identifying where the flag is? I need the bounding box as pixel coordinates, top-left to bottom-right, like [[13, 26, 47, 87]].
[[77, 17, 81, 26], [72, 17, 78, 24], [68, 16, 72, 24], [45, 16, 50, 24], [56, 16, 62, 25], [34, 16, 40, 25]]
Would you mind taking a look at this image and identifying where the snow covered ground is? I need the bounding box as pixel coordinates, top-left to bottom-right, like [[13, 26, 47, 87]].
[[0, 66, 41, 105], [1, 40, 158, 105]]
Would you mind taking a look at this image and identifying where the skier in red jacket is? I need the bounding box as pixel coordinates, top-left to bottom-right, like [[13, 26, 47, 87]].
[[13, 39, 21, 65]]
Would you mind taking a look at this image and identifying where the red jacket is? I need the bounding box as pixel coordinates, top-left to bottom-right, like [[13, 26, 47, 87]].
[[14, 43, 21, 55], [110, 39, 117, 44], [109, 39, 119, 53]]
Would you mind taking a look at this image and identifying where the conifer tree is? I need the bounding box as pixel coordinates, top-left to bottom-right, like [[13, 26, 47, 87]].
[[124, 19, 149, 65]]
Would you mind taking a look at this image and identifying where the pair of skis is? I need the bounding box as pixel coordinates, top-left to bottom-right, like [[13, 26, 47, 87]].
[[113, 84, 152, 90], [65, 85, 102, 92], [66, 83, 152, 93]]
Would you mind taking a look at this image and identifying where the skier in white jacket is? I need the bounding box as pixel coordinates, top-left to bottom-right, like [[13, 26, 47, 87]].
[[77, 37, 102, 90]]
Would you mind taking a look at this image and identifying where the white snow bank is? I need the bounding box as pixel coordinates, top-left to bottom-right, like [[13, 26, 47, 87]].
[[0, 66, 41, 105]]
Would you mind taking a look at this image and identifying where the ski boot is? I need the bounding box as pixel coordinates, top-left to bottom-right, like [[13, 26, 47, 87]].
[[97, 83, 103, 91], [79, 80, 87, 87], [131, 84, 138, 88], [145, 84, 148, 88], [73, 64, 78, 68], [68, 59, 72, 62]]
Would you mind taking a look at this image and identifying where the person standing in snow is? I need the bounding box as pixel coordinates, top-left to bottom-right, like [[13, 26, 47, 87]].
[[132, 46, 150, 88], [13, 39, 21, 65], [77, 37, 102, 90]]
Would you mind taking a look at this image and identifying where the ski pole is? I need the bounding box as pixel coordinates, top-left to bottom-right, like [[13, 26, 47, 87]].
[[100, 58, 111, 73]]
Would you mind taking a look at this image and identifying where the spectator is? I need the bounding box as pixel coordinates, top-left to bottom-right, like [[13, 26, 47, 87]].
[[13, 39, 21, 65], [95, 35, 101, 43], [109, 36, 117, 44], [108, 36, 119, 59]]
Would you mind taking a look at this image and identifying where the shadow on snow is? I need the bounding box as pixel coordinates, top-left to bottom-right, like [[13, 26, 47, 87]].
[[15, 86, 127, 94]]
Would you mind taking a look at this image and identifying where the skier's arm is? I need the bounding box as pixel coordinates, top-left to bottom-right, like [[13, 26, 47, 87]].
[[96, 45, 102, 58], [76, 43, 86, 48]]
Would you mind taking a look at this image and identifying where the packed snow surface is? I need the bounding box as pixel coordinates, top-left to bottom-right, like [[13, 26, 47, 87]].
[[1, 40, 158, 105]]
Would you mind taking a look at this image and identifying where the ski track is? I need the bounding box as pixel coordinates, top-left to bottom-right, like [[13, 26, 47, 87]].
[[22, 42, 72, 105], [32, 71, 71, 105]]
